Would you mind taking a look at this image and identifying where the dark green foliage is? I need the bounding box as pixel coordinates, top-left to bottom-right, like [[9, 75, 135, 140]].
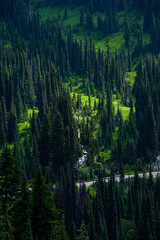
[[38, 114, 51, 167], [134, 58, 158, 160], [0, 147, 21, 214], [51, 109, 66, 172], [88, 214, 96, 240], [124, 17, 130, 48], [64, 8, 68, 19], [69, 220, 77, 240], [1, 0, 160, 239], [86, 12, 93, 30], [31, 167, 58, 240], [76, 222, 89, 240], [21, 218, 33, 240], [12, 175, 32, 240], [53, 215, 69, 240], [80, 9, 84, 26]]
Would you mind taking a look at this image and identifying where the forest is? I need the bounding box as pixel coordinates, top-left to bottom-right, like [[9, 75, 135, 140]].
[[1, 0, 160, 239]]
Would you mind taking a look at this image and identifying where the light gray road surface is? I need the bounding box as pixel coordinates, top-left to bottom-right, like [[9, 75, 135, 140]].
[[76, 171, 160, 188]]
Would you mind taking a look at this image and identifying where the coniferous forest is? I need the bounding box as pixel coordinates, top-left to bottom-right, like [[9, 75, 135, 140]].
[[1, 0, 160, 239]]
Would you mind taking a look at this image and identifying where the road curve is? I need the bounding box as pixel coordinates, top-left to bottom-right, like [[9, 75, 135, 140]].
[[76, 171, 160, 188]]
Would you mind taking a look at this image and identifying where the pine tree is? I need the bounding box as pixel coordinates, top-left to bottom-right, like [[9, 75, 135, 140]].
[[0, 211, 14, 240], [88, 214, 96, 240], [7, 105, 17, 143], [124, 17, 130, 48], [12, 174, 32, 240], [22, 218, 33, 240], [31, 167, 58, 240], [76, 222, 89, 240], [80, 9, 84, 26], [69, 220, 77, 240], [51, 109, 66, 173], [64, 8, 68, 20], [86, 12, 93, 30], [0, 147, 21, 214], [107, 172, 118, 240], [38, 114, 51, 167], [55, 215, 68, 240], [32, 136, 39, 177]]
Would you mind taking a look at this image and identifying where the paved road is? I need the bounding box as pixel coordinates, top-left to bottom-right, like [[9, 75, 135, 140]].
[[76, 171, 160, 188]]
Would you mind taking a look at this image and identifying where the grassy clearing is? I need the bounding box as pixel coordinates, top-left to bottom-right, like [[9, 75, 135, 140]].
[[0, 109, 39, 153], [38, 4, 150, 55], [93, 31, 125, 53], [99, 150, 112, 162], [87, 185, 96, 197], [69, 75, 130, 164], [113, 100, 130, 121], [18, 121, 30, 135], [39, 5, 81, 23], [39, 6, 60, 20], [39, 5, 125, 53], [123, 165, 135, 175], [69, 75, 131, 121], [68, 75, 99, 110], [113, 126, 119, 143], [18, 108, 38, 141], [4, 42, 12, 49], [71, 92, 98, 108], [18, 109, 38, 134], [28, 108, 39, 119], [125, 71, 136, 88]]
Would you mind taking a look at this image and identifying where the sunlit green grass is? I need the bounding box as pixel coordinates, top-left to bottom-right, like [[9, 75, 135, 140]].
[[0, 109, 39, 153], [99, 150, 111, 161], [39, 6, 62, 20], [69, 75, 131, 121], [4, 42, 12, 49], [18, 109, 39, 141], [39, 5, 81, 24], [28, 108, 39, 119], [112, 126, 119, 143], [39, 5, 125, 53], [125, 71, 136, 88], [71, 92, 98, 107], [113, 101, 130, 121], [38, 3, 150, 56], [87, 185, 96, 197], [18, 121, 30, 135]]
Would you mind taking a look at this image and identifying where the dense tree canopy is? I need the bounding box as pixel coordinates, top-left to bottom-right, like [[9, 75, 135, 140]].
[[1, 0, 160, 239]]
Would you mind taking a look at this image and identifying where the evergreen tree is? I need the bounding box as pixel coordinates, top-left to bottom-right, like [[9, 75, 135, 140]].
[[86, 12, 93, 30], [38, 114, 51, 167], [80, 9, 84, 26], [31, 167, 58, 240], [55, 215, 69, 240], [76, 222, 89, 240], [69, 220, 77, 240], [21, 218, 33, 240], [124, 17, 130, 48], [12, 175, 32, 240], [0, 147, 21, 214], [51, 109, 66, 173], [88, 214, 96, 240], [64, 8, 68, 19]]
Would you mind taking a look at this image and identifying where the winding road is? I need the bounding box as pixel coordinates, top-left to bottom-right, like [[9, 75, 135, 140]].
[[76, 171, 160, 188]]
